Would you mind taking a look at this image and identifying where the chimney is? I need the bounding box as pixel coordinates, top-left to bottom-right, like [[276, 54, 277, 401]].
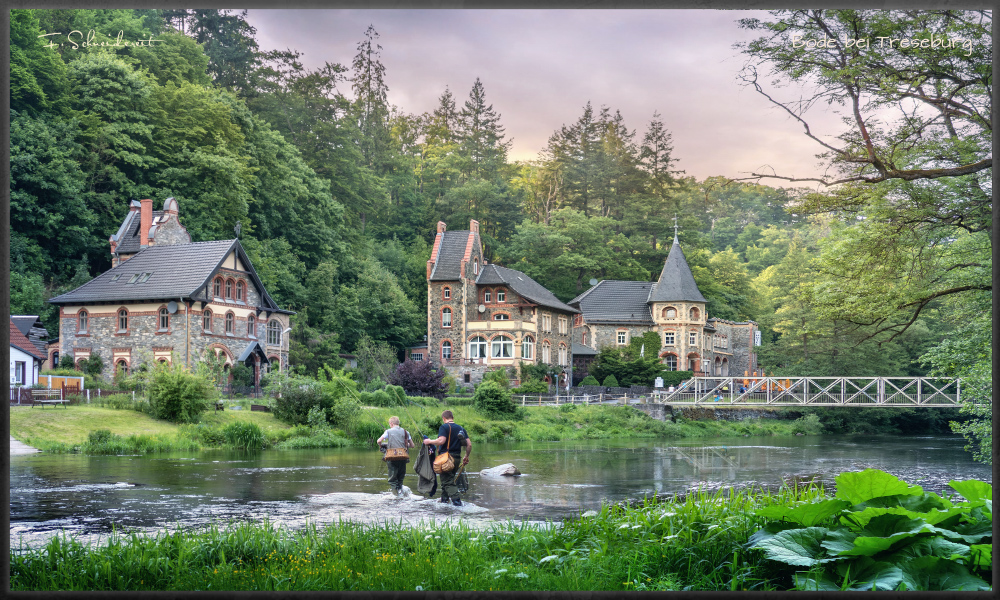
[[139, 198, 153, 247], [470, 219, 479, 234], [437, 221, 446, 233]]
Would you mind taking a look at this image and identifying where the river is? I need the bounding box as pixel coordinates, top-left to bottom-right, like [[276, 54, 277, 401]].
[[9, 434, 990, 550]]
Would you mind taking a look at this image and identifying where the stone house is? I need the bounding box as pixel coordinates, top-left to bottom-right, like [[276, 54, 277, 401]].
[[426, 220, 578, 386], [569, 235, 758, 380], [48, 198, 293, 384]]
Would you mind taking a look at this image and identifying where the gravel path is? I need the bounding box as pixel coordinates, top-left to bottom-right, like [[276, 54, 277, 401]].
[[10, 436, 40, 455]]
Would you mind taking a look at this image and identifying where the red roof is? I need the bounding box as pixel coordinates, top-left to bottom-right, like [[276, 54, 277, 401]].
[[9, 320, 43, 360]]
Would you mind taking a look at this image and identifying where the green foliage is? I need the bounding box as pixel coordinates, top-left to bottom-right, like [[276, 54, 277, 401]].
[[512, 378, 549, 394], [579, 375, 599, 386], [230, 363, 254, 387], [82, 355, 104, 378], [751, 469, 992, 591], [147, 364, 215, 423], [658, 370, 693, 388], [473, 380, 517, 419], [601, 375, 619, 387], [482, 368, 510, 389], [222, 421, 266, 451]]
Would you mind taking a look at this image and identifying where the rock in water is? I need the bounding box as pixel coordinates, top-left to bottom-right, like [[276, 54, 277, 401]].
[[480, 463, 521, 477]]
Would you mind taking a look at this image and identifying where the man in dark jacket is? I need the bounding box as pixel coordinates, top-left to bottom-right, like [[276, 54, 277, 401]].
[[422, 410, 472, 506]]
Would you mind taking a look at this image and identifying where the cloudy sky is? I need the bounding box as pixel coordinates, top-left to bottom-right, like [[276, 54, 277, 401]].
[[248, 9, 846, 185]]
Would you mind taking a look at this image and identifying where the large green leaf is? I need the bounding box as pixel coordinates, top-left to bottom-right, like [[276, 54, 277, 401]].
[[835, 469, 922, 505], [854, 491, 952, 512], [753, 527, 836, 567], [931, 519, 993, 544], [833, 556, 905, 591], [793, 571, 842, 591], [850, 505, 970, 527], [948, 479, 992, 504], [757, 499, 850, 526], [819, 528, 857, 554], [968, 544, 992, 570], [746, 521, 798, 548], [898, 556, 992, 591], [883, 536, 970, 563]]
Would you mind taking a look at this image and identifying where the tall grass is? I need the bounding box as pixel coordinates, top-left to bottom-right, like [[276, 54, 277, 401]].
[[10, 483, 826, 591], [79, 429, 199, 454]]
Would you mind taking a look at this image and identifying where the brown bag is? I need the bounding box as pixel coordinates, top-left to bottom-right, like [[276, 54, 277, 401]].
[[383, 430, 410, 461], [432, 426, 454, 474]]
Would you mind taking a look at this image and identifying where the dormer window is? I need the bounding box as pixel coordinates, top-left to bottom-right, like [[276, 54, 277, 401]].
[[663, 307, 676, 319], [139, 272, 151, 283], [111, 274, 122, 282], [128, 274, 140, 284], [225, 279, 233, 299]]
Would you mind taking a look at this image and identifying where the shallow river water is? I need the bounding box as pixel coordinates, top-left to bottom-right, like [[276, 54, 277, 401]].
[[10, 434, 990, 549]]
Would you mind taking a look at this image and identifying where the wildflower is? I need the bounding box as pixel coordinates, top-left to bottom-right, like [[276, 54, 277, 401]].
[[538, 555, 558, 564], [494, 569, 508, 575], [514, 573, 528, 579]]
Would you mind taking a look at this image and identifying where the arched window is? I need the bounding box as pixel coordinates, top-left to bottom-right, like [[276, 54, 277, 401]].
[[663, 307, 676, 319], [78, 310, 88, 333], [442, 341, 452, 360], [247, 315, 255, 337], [442, 307, 452, 327], [116, 359, 128, 374], [721, 358, 729, 376], [521, 336, 534, 360], [203, 310, 213, 332], [268, 320, 281, 345], [225, 279, 233, 299], [664, 355, 677, 371], [159, 307, 169, 331], [558, 344, 567, 366], [541, 341, 551, 364], [213, 277, 222, 297], [117, 309, 129, 332], [581, 330, 587, 345], [491, 335, 513, 359], [236, 281, 245, 302], [443, 286, 451, 300], [225, 312, 235, 334], [468, 336, 487, 359], [689, 307, 700, 320], [493, 313, 509, 321]]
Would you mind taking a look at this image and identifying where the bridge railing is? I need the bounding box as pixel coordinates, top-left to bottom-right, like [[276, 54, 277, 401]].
[[655, 377, 960, 407]]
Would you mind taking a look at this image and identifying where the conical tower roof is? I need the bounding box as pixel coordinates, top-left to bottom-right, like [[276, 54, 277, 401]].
[[648, 236, 707, 303]]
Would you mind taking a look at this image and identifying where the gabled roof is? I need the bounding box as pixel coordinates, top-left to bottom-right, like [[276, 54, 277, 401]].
[[10, 315, 49, 357], [648, 237, 707, 303], [569, 280, 655, 324], [112, 206, 165, 255], [236, 341, 270, 364], [572, 341, 598, 356], [10, 320, 44, 361], [477, 264, 578, 313], [429, 230, 474, 281], [48, 239, 288, 314]]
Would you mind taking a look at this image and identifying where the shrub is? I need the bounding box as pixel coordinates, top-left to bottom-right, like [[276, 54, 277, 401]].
[[230, 363, 254, 387], [307, 405, 329, 429], [512, 378, 548, 394], [790, 413, 822, 435], [601, 375, 619, 387], [147, 364, 215, 423], [579, 375, 600, 386], [482, 367, 510, 389], [82, 354, 104, 378], [223, 421, 266, 451], [272, 382, 325, 425], [474, 380, 517, 418], [658, 370, 693, 388], [389, 360, 448, 398]]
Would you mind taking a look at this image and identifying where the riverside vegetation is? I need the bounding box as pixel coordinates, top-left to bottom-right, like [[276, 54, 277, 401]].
[[10, 470, 991, 591]]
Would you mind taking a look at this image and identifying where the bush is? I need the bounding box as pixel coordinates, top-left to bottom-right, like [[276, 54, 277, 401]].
[[482, 367, 510, 389], [601, 375, 619, 387], [272, 381, 325, 426], [223, 421, 266, 451], [790, 413, 822, 435], [389, 360, 448, 398], [512, 378, 548, 394], [579, 375, 600, 386], [473, 380, 518, 418], [658, 370, 693, 388], [231, 363, 254, 387], [147, 364, 215, 423]]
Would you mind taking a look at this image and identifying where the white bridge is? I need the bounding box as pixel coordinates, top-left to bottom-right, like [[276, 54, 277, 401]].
[[657, 376, 961, 407]]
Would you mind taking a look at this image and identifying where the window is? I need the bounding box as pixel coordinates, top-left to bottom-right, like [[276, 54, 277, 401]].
[[473, 259, 479, 275], [484, 291, 492, 303], [493, 313, 509, 321], [689, 357, 699, 371], [159, 308, 169, 330], [116, 359, 128, 374], [617, 331, 627, 345], [491, 335, 513, 359], [14, 361, 26, 385], [411, 353, 424, 361], [268, 320, 281, 345], [443, 287, 451, 300], [581, 331, 587, 345], [248, 315, 255, 337], [111, 274, 122, 282], [236, 281, 245, 302], [213, 278, 222, 297], [203, 310, 213, 332], [690, 307, 700, 320], [541, 342, 551, 363], [664, 332, 675, 346], [464, 373, 471, 383], [225, 279, 233, 299], [521, 336, 534, 360], [225, 312, 234, 334], [139, 272, 152, 283], [128, 274, 140, 284], [442, 307, 452, 327], [78, 311, 88, 333], [468, 336, 487, 359], [664, 307, 676, 319], [664, 355, 677, 371], [442, 341, 452, 360], [541, 314, 551, 332], [117, 309, 128, 332], [497, 290, 505, 303], [689, 332, 697, 346], [558, 344, 567, 366], [558, 317, 567, 335]]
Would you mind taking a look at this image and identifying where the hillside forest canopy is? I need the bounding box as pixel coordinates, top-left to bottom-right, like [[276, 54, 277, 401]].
[[9, 9, 991, 460]]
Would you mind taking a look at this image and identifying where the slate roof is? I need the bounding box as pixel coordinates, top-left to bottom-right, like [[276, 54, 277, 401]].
[[648, 237, 707, 303], [10, 320, 44, 360], [236, 341, 270, 364], [569, 280, 655, 324], [10, 315, 49, 357], [477, 264, 578, 313], [48, 240, 287, 313], [112, 206, 165, 254], [571, 341, 598, 356], [428, 230, 473, 281]]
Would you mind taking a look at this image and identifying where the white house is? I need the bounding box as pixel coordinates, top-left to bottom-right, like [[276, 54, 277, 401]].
[[10, 319, 44, 386]]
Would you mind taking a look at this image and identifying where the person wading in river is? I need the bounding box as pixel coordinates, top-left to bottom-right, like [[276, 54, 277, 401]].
[[376, 416, 414, 496], [423, 410, 472, 506]]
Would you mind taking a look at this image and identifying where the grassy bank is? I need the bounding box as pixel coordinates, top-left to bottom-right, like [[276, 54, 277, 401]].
[[9, 483, 824, 591]]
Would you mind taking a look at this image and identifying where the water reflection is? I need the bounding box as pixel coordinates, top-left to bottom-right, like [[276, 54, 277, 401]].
[[10, 435, 989, 549]]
